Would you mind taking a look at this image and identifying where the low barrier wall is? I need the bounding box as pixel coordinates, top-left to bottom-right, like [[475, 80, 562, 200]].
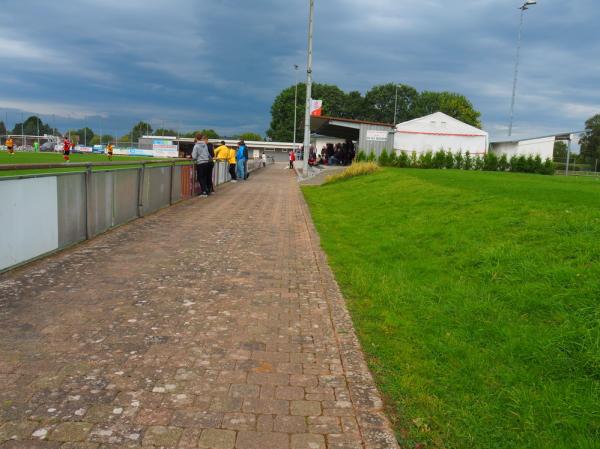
[[0, 158, 269, 272]]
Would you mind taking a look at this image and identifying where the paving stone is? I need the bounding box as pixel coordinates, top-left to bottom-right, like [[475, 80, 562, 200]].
[[290, 401, 321, 417], [228, 384, 259, 399], [242, 399, 288, 415], [48, 423, 93, 442], [0, 422, 39, 442], [0, 442, 61, 449], [273, 415, 307, 433], [134, 408, 173, 426], [275, 386, 305, 401], [142, 426, 182, 447], [307, 417, 341, 434], [197, 429, 235, 449], [291, 434, 325, 449], [235, 431, 289, 449], [221, 413, 256, 431]]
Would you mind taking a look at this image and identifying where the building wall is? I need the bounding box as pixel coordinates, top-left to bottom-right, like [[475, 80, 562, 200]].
[[490, 136, 555, 160], [394, 133, 488, 156], [358, 124, 395, 157]]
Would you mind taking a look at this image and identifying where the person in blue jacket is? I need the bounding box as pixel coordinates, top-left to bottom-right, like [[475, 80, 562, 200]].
[[236, 141, 248, 180]]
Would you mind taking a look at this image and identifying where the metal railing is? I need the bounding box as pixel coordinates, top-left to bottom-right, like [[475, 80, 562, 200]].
[[0, 157, 272, 272]]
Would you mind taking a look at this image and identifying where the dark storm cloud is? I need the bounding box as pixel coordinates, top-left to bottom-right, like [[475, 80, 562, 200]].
[[0, 0, 598, 139]]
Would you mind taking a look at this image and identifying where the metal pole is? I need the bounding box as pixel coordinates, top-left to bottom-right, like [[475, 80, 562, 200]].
[[509, 4, 533, 136], [293, 64, 299, 149], [393, 84, 399, 125], [302, 0, 315, 177], [21, 112, 24, 149], [565, 138, 571, 176]]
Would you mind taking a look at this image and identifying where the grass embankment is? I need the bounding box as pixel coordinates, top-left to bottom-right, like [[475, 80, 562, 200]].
[[0, 151, 178, 177], [303, 168, 600, 449]]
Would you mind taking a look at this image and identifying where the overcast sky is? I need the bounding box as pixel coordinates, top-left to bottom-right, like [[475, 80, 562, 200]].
[[0, 0, 598, 140]]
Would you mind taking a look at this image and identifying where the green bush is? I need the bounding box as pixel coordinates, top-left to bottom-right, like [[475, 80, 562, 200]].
[[464, 151, 473, 170], [389, 151, 398, 167], [498, 154, 509, 171], [473, 156, 484, 170], [432, 150, 446, 169], [397, 151, 410, 168], [541, 157, 556, 175], [378, 149, 391, 166], [483, 152, 499, 171], [355, 150, 367, 162], [409, 151, 418, 168], [366, 151, 376, 162], [444, 150, 455, 169], [454, 151, 464, 169], [418, 151, 433, 169]]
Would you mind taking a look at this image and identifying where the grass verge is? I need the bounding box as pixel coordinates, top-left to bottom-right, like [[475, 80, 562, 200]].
[[303, 168, 600, 449], [325, 161, 380, 184]]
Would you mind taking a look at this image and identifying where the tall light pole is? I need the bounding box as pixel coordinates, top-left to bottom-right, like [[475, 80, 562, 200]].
[[293, 64, 300, 151], [508, 0, 536, 136], [302, 0, 315, 177]]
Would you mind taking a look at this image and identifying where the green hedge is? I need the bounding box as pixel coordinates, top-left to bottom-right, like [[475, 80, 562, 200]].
[[357, 149, 556, 175]]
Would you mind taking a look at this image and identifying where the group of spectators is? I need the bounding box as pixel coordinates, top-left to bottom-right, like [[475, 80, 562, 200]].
[[290, 138, 356, 169], [190, 134, 249, 197]]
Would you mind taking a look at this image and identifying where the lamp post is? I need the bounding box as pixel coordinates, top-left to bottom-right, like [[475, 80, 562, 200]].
[[293, 64, 299, 152], [302, 0, 315, 177], [508, 0, 536, 136]]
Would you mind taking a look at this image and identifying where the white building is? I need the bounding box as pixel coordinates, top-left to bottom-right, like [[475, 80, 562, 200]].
[[489, 135, 563, 161], [394, 112, 489, 156]]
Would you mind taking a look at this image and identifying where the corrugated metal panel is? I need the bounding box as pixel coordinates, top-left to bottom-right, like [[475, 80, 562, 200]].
[[171, 165, 182, 203], [113, 169, 139, 225], [57, 173, 86, 248], [357, 123, 395, 157], [90, 171, 114, 236], [143, 166, 171, 215]]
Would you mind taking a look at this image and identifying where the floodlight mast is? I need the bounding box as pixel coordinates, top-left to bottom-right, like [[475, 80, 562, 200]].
[[302, 0, 315, 177], [508, 0, 536, 136]]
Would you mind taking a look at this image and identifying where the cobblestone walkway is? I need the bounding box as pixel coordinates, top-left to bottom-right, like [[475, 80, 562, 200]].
[[0, 165, 399, 449]]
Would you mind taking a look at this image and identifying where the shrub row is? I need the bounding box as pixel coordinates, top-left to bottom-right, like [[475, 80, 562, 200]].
[[355, 149, 555, 175]]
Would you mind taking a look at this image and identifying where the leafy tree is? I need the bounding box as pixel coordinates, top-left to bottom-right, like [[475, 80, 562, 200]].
[[239, 132, 262, 141], [579, 114, 600, 162], [71, 127, 95, 146], [130, 121, 153, 142], [553, 141, 568, 160], [90, 134, 115, 145], [363, 83, 418, 124], [413, 91, 481, 127], [267, 83, 349, 142], [342, 91, 366, 120], [11, 116, 53, 136], [154, 128, 178, 137]]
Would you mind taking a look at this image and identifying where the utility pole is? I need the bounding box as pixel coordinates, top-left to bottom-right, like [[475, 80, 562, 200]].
[[508, 1, 536, 136], [302, 0, 315, 177], [293, 64, 299, 151]]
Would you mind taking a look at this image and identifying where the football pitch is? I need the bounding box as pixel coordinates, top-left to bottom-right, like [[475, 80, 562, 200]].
[[0, 151, 179, 177]]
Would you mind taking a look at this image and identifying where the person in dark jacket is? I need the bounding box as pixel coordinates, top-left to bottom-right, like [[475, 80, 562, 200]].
[[191, 133, 211, 196]]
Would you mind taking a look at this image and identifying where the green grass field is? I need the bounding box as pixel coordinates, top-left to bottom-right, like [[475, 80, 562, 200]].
[[0, 151, 178, 177], [303, 169, 600, 449]]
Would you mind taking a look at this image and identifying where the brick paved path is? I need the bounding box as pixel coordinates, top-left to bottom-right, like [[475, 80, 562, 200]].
[[0, 165, 399, 449]]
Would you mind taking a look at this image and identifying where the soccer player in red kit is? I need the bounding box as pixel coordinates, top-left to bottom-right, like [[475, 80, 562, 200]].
[[63, 137, 72, 162]]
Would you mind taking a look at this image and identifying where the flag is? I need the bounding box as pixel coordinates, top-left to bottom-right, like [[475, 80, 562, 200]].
[[310, 99, 323, 116]]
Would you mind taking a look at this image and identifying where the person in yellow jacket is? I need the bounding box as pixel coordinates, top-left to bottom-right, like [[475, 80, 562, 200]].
[[6, 137, 14, 155], [214, 140, 229, 161], [227, 145, 238, 182], [106, 143, 114, 161]]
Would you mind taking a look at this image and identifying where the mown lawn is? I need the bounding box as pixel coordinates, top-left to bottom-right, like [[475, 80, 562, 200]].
[[303, 169, 600, 449], [0, 151, 176, 177]]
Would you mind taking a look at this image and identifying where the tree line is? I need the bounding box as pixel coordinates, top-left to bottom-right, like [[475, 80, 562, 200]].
[[0, 117, 262, 145], [267, 82, 482, 142]]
